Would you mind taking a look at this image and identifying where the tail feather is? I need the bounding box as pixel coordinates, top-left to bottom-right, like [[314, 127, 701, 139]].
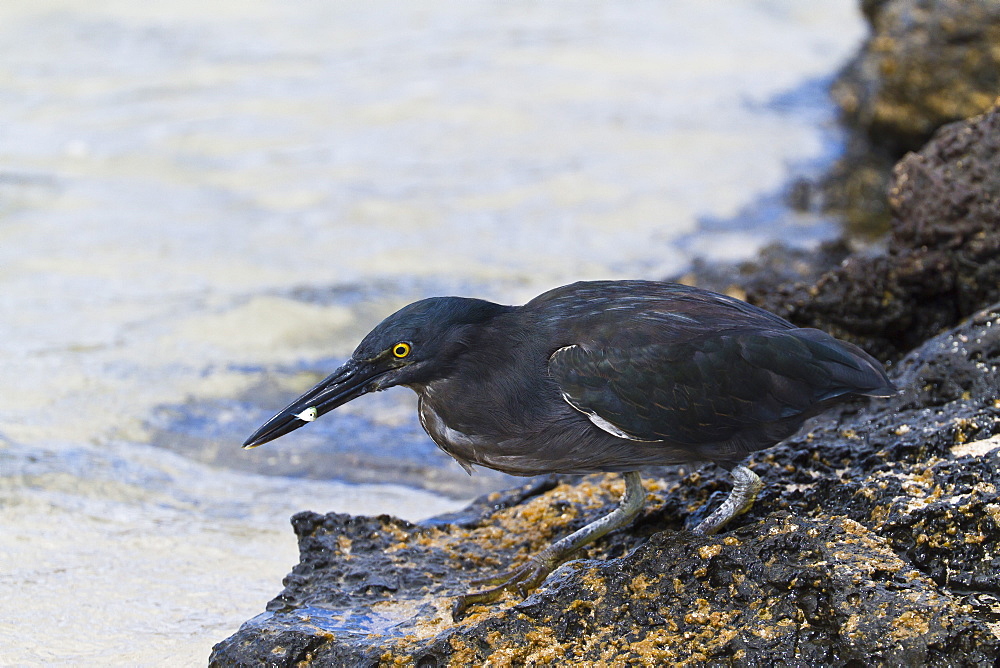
[[793, 328, 898, 398]]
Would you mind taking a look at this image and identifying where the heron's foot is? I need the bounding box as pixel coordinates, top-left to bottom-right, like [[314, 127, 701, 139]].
[[691, 464, 764, 536], [683, 490, 728, 532], [452, 554, 564, 620], [452, 471, 647, 620], [467, 554, 572, 588]]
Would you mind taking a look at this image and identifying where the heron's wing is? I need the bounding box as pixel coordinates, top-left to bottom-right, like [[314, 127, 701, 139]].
[[549, 327, 891, 445]]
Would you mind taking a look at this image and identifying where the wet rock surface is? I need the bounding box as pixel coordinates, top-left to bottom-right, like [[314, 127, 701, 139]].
[[748, 104, 1000, 363], [210, 300, 1000, 665]]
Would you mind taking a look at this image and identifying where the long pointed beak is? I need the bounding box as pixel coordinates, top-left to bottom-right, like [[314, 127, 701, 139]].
[[242, 360, 384, 449]]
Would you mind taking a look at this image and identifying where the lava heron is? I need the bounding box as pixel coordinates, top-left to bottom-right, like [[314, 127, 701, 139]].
[[244, 280, 895, 615]]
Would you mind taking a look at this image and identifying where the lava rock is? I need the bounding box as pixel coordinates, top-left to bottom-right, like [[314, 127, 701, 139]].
[[820, 0, 1000, 236], [749, 104, 1000, 362], [833, 0, 1000, 153], [676, 240, 852, 304]]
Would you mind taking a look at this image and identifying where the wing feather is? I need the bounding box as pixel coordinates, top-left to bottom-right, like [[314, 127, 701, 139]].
[[550, 327, 892, 446]]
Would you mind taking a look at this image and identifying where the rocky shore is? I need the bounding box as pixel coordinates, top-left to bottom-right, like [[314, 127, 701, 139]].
[[211, 99, 1000, 665], [211, 3, 1000, 660]]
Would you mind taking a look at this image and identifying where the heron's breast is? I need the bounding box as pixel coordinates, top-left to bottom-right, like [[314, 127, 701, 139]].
[[416, 397, 491, 472]]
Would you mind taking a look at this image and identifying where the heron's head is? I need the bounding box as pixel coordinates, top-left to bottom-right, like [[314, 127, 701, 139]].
[[242, 296, 509, 448]]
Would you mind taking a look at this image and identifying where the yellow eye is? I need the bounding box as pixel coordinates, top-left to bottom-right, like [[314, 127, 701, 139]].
[[392, 342, 411, 358]]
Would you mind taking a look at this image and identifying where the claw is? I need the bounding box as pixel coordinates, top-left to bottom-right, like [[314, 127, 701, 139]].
[[452, 556, 556, 619]]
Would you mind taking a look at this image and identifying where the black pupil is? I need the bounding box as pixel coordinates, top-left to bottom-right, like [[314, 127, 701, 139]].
[[396, 345, 406, 356]]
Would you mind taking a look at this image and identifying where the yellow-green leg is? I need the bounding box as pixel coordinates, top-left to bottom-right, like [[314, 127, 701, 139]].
[[691, 464, 763, 535], [452, 471, 646, 619]]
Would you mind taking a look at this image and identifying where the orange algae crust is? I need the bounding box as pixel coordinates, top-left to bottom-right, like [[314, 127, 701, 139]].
[[370, 511, 997, 665]]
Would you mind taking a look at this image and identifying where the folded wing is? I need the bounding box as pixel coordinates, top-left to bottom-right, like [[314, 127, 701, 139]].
[[550, 327, 895, 447]]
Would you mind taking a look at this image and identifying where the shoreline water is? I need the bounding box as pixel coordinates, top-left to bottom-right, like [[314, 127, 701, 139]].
[[0, 2, 865, 663]]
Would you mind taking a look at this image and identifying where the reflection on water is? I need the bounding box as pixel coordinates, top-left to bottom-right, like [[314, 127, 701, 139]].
[[0, 1, 864, 663], [146, 375, 519, 498]]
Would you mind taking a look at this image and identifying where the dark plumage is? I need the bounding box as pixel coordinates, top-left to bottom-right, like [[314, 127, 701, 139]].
[[244, 280, 896, 616]]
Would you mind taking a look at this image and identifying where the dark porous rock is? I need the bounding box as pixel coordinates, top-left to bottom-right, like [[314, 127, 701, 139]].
[[819, 0, 1000, 236], [749, 104, 1000, 363], [676, 240, 852, 304], [833, 0, 1000, 153], [754, 303, 1000, 609], [211, 304, 1000, 666]]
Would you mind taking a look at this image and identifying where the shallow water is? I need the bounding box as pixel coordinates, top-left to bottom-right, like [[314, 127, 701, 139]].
[[0, 1, 864, 664]]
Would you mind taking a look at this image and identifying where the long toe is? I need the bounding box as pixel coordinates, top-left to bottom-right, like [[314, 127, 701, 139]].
[[453, 471, 649, 618], [452, 557, 557, 620]]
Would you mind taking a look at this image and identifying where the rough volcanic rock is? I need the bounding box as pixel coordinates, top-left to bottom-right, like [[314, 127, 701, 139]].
[[819, 0, 1000, 236], [210, 303, 1000, 666], [676, 240, 852, 304], [756, 303, 1000, 608], [833, 0, 1000, 153], [749, 104, 1000, 363]]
